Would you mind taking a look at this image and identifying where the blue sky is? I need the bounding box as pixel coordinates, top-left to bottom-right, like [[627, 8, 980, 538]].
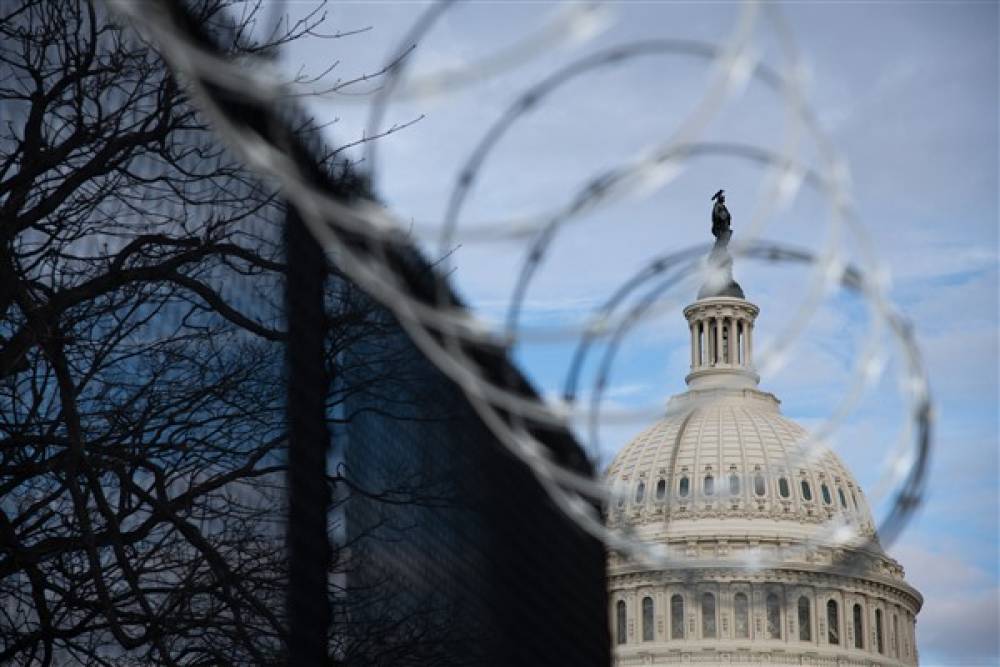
[[282, 2, 998, 663]]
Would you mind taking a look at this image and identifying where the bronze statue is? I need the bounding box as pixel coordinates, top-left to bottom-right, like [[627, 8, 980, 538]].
[[711, 189, 732, 245], [698, 189, 745, 299]]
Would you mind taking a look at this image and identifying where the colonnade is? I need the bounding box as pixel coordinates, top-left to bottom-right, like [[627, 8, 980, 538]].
[[684, 298, 758, 375], [689, 316, 752, 369]]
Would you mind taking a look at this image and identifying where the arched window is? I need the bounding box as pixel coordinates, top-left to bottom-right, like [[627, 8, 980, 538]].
[[778, 477, 790, 498], [801, 480, 813, 501], [703, 475, 714, 496], [766, 593, 781, 639], [671, 594, 685, 639], [616, 600, 627, 645], [635, 481, 645, 503], [827, 600, 839, 645], [892, 613, 899, 656], [642, 597, 654, 641], [734, 593, 749, 639], [702, 592, 716, 638], [754, 473, 766, 496], [838, 487, 848, 508], [656, 479, 666, 500], [729, 473, 740, 496], [850, 488, 859, 509], [875, 609, 884, 654], [798, 596, 811, 641], [821, 484, 832, 504], [853, 603, 864, 649], [679, 476, 690, 497]]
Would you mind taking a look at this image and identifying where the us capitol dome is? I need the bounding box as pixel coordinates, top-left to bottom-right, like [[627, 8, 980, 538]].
[[604, 199, 922, 665]]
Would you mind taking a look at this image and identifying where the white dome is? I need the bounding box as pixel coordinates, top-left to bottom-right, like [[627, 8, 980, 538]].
[[606, 387, 877, 541]]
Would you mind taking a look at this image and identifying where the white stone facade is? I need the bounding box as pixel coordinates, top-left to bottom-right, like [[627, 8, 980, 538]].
[[606, 296, 922, 665]]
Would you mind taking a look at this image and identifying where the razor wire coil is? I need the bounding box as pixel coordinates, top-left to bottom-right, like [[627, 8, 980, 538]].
[[105, 0, 932, 576]]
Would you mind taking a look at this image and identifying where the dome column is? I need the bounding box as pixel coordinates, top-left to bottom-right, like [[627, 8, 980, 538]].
[[706, 320, 713, 365], [689, 321, 697, 369], [714, 317, 723, 366]]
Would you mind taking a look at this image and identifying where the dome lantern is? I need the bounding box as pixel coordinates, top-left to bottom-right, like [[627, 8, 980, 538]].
[[683, 296, 759, 389]]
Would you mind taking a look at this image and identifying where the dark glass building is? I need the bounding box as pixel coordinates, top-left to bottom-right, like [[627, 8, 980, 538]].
[[342, 296, 610, 667]]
